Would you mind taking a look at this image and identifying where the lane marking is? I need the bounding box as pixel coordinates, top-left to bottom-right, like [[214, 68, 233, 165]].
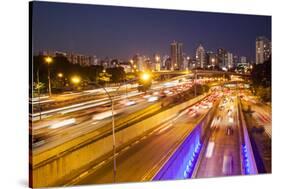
[[205, 141, 215, 158], [79, 171, 88, 178], [157, 123, 173, 134]]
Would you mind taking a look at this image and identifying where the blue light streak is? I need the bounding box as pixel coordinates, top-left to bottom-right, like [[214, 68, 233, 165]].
[[242, 144, 251, 174], [153, 123, 203, 180]]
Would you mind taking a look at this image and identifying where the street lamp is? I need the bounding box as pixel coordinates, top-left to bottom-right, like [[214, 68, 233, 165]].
[[71, 76, 81, 84], [71, 76, 81, 91], [140, 72, 151, 82], [194, 70, 197, 97], [57, 72, 63, 78], [45, 56, 53, 96], [92, 79, 135, 182]]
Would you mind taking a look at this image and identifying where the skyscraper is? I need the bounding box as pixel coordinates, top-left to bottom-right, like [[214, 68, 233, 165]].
[[240, 56, 247, 63], [206, 51, 218, 68], [217, 48, 227, 68], [170, 41, 183, 70], [256, 36, 271, 64], [153, 53, 161, 71], [196, 44, 206, 68], [226, 52, 233, 69]]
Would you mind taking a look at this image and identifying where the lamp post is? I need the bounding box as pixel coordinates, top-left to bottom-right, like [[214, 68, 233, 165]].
[[92, 75, 148, 182], [36, 68, 42, 120], [57, 72, 64, 89], [45, 56, 53, 96], [71, 76, 81, 90], [194, 70, 197, 97], [92, 80, 129, 182]]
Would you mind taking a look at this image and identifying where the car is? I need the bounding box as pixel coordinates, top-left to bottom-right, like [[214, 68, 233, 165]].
[[222, 154, 233, 175], [226, 126, 233, 136]]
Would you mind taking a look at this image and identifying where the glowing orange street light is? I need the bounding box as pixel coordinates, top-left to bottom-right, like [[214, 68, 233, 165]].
[[45, 56, 53, 64], [71, 76, 81, 84], [45, 56, 53, 96], [57, 73, 63, 78], [141, 72, 151, 82]]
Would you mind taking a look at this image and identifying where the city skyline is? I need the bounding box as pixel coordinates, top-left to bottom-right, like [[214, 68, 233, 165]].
[[29, 2, 272, 187], [32, 2, 271, 61]]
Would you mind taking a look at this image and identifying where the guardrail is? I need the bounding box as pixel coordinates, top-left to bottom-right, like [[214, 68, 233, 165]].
[[238, 98, 258, 175]]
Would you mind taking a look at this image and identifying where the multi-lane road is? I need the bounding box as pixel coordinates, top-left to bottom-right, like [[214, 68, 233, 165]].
[[30, 77, 271, 186], [31, 76, 195, 152], [195, 93, 241, 177], [74, 93, 220, 185]]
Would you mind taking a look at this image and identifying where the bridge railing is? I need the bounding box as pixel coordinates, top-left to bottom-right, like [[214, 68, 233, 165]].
[[238, 98, 258, 175]]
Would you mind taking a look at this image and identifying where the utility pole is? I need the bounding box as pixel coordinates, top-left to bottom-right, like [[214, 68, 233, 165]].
[[194, 70, 197, 97]]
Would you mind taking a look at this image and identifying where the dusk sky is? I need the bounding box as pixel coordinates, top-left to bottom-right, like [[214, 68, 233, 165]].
[[32, 1, 271, 61]]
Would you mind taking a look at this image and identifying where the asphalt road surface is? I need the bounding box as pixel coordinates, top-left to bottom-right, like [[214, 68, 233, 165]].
[[195, 93, 241, 178], [74, 94, 219, 185]]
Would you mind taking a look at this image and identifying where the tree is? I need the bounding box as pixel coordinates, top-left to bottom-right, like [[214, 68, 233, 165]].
[[251, 57, 271, 102], [106, 67, 126, 83], [98, 72, 111, 85]]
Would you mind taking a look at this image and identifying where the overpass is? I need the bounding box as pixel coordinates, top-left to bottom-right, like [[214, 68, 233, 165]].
[[153, 70, 251, 78]]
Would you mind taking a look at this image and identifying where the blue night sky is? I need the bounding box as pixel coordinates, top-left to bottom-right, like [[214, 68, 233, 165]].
[[32, 1, 271, 61]]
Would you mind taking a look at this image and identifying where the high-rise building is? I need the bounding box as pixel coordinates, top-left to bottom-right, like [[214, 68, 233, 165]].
[[153, 53, 161, 71], [256, 36, 271, 64], [132, 54, 145, 72], [196, 44, 206, 68], [170, 41, 183, 70], [66, 52, 97, 67], [233, 55, 239, 68], [161, 55, 170, 70], [226, 52, 233, 68], [240, 56, 247, 64], [182, 54, 189, 70], [206, 51, 218, 68], [217, 48, 227, 68]]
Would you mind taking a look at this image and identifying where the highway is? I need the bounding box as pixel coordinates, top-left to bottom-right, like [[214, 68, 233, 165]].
[[195, 92, 241, 177], [31, 77, 195, 152], [240, 94, 272, 138], [73, 92, 220, 185], [30, 78, 268, 188]]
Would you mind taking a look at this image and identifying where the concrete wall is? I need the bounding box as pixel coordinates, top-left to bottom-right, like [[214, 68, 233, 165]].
[[238, 99, 258, 174], [31, 94, 209, 187]]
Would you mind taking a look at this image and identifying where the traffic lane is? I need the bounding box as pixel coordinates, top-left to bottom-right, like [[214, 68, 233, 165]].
[[32, 83, 194, 148], [32, 91, 147, 133], [33, 84, 210, 153], [31, 90, 143, 121], [32, 99, 158, 154], [31, 79, 193, 121], [32, 94, 152, 140], [76, 106, 210, 185], [241, 100, 272, 138], [32, 85, 139, 107], [196, 96, 241, 178]]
